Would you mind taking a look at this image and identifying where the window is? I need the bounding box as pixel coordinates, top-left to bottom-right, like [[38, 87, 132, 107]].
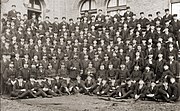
[[29, 0, 41, 11], [80, 0, 97, 15], [171, 1, 180, 19], [28, 0, 42, 19], [107, 0, 127, 16], [107, 0, 126, 8]]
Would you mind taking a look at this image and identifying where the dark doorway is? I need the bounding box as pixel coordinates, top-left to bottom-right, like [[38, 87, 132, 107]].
[[28, 10, 41, 20]]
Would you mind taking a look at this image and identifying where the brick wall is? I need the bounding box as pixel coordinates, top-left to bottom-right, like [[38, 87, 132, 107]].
[[127, 0, 170, 18]]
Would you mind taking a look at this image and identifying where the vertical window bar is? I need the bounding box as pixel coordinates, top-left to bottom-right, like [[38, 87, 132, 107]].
[[89, 0, 91, 10]]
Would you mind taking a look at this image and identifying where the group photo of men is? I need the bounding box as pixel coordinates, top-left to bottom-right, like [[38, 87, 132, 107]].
[[1, 4, 180, 103]]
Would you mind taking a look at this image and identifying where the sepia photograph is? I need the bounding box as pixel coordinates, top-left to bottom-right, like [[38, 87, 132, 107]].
[[0, 0, 180, 111]]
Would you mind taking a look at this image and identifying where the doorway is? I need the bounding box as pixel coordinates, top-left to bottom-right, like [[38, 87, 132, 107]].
[[27, 0, 43, 20], [28, 10, 41, 20]]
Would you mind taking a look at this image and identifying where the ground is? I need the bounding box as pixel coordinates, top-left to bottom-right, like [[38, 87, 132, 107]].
[[1, 95, 180, 111]]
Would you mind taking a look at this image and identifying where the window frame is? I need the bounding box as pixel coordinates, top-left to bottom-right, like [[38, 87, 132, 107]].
[[80, 0, 97, 15], [106, 0, 127, 14], [28, 0, 42, 12], [107, 0, 126, 8]]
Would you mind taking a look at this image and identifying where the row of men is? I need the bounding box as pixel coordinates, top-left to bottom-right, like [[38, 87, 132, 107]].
[[1, 38, 179, 60], [2, 11, 180, 56], [2, 20, 180, 44], [2, 9, 180, 42], [1, 49, 179, 79], [2, 52, 179, 87], [6, 68, 179, 102], [4, 5, 180, 33]]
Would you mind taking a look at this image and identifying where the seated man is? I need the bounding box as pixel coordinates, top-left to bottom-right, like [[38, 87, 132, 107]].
[[29, 76, 52, 98], [145, 80, 158, 101], [84, 62, 96, 79], [96, 64, 107, 80], [116, 63, 130, 83], [106, 63, 117, 81], [51, 76, 63, 96], [134, 79, 147, 101], [131, 65, 142, 81], [169, 77, 179, 102], [142, 66, 155, 82], [45, 64, 56, 77], [57, 62, 69, 79], [40, 77, 58, 97], [107, 79, 119, 97], [10, 76, 37, 99], [82, 74, 97, 95], [116, 78, 135, 99], [161, 65, 174, 80], [60, 77, 76, 95], [73, 75, 85, 94], [155, 80, 171, 102], [94, 79, 109, 96]]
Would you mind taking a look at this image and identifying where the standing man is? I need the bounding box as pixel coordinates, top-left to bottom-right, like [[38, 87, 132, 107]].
[[8, 5, 17, 20], [138, 12, 149, 28], [20, 63, 31, 81], [162, 9, 173, 25], [124, 6, 133, 19], [52, 17, 59, 33], [96, 9, 105, 22]]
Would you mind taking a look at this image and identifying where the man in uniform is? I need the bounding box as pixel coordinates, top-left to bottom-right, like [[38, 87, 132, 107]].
[[20, 63, 31, 81], [57, 62, 69, 78], [43, 16, 51, 31], [95, 9, 105, 22], [124, 6, 133, 19], [8, 5, 17, 20], [69, 54, 81, 80], [162, 9, 173, 25], [52, 17, 59, 33], [134, 79, 147, 101], [10, 76, 37, 99], [83, 74, 97, 95], [138, 12, 149, 28], [3, 62, 17, 94], [168, 54, 179, 79]]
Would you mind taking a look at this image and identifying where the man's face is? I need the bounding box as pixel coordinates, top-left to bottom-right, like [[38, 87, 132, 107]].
[[98, 10, 102, 14], [173, 16, 177, 20], [135, 66, 139, 70], [62, 18, 66, 21], [170, 78, 175, 83], [109, 64, 113, 69], [140, 14, 144, 18], [12, 6, 16, 10], [132, 15, 136, 19], [32, 15, 36, 19], [100, 65, 104, 70], [157, 13, 161, 17], [23, 15, 28, 20], [165, 11, 169, 15], [45, 18, 49, 21], [163, 82, 168, 86], [148, 16, 152, 20], [38, 17, 42, 21], [120, 65, 125, 69], [24, 64, 28, 68], [169, 56, 174, 60], [151, 82, 156, 87], [17, 13, 21, 17], [9, 64, 14, 68], [98, 17, 101, 21]]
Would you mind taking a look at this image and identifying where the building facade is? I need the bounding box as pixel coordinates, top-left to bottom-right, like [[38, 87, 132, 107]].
[[1, 0, 180, 21]]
